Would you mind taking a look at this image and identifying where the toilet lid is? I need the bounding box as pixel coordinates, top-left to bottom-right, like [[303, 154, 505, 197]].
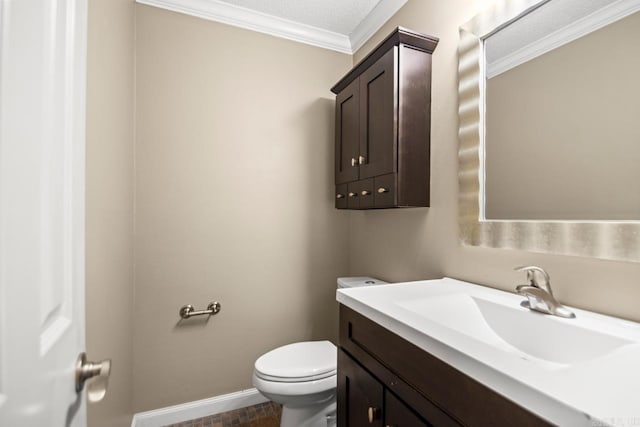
[[254, 341, 337, 382]]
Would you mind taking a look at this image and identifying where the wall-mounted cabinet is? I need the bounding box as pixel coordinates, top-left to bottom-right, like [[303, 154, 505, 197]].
[[331, 28, 438, 209]]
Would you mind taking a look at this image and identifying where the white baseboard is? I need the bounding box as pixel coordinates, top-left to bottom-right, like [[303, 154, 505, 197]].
[[131, 388, 268, 427]]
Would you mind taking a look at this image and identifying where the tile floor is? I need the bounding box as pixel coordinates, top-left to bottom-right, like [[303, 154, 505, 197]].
[[163, 401, 282, 427]]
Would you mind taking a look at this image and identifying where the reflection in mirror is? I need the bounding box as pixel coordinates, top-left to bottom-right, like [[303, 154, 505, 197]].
[[483, 2, 640, 220]]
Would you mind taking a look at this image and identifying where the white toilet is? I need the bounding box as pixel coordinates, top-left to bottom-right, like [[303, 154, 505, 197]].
[[252, 277, 387, 427]]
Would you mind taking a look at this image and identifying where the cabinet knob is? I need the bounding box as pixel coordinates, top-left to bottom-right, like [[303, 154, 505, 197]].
[[361, 190, 371, 196], [367, 406, 380, 423], [351, 157, 357, 167], [336, 193, 344, 199], [348, 192, 358, 198], [377, 187, 389, 194], [359, 155, 366, 165]]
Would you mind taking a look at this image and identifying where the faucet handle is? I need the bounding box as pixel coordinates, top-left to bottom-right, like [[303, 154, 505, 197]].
[[514, 266, 552, 293]]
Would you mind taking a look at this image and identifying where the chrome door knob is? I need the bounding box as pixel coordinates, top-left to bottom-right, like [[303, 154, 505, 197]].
[[336, 193, 345, 199], [348, 192, 358, 197], [377, 187, 389, 194], [359, 155, 366, 165], [351, 157, 357, 167], [75, 352, 111, 403], [361, 190, 372, 196]]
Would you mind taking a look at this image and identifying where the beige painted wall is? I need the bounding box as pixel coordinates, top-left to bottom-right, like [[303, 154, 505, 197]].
[[85, 0, 640, 419], [133, 5, 351, 411], [485, 11, 640, 220], [349, 0, 640, 323], [86, 0, 135, 426]]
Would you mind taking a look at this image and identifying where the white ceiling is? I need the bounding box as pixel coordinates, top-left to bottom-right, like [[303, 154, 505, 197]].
[[217, 0, 382, 35], [136, 0, 408, 53]]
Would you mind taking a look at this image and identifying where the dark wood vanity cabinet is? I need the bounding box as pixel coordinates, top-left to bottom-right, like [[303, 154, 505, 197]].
[[339, 349, 429, 427], [332, 28, 438, 209], [338, 305, 553, 427], [338, 350, 384, 426]]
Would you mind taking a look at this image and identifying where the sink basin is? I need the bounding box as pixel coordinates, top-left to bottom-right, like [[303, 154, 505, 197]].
[[336, 277, 640, 425], [397, 293, 631, 365]]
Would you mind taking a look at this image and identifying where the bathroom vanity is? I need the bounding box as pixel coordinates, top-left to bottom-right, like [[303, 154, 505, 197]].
[[337, 278, 640, 426], [337, 306, 548, 426]]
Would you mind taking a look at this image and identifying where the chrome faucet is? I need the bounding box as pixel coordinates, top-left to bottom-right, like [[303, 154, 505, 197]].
[[515, 266, 575, 318]]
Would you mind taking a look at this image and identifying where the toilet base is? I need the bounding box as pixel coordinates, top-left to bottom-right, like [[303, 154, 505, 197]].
[[280, 398, 336, 427]]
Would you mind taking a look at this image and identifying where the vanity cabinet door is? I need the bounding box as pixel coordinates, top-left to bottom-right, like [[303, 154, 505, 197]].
[[335, 78, 360, 185], [335, 184, 348, 209], [385, 390, 431, 427], [338, 349, 384, 427], [358, 48, 396, 180]]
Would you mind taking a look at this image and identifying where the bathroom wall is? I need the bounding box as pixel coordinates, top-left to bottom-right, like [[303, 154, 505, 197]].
[[133, 5, 352, 412], [349, 0, 640, 323], [86, 0, 135, 426], [85, 0, 640, 421]]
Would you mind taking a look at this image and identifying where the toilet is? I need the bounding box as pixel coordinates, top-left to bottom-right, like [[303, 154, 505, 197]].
[[252, 277, 387, 427]]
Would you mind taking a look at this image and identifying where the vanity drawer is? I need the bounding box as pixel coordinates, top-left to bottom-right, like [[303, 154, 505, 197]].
[[358, 178, 375, 209], [346, 182, 359, 209], [339, 305, 552, 427], [335, 184, 348, 209], [347, 179, 374, 209], [374, 173, 396, 208]]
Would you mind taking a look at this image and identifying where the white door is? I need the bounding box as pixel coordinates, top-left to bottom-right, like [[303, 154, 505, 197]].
[[0, 0, 90, 426]]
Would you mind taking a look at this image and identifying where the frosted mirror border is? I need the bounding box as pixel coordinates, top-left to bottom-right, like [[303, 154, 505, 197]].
[[457, 0, 640, 262]]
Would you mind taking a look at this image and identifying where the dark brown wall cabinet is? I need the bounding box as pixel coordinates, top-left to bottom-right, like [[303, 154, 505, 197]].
[[338, 305, 553, 427], [332, 28, 438, 209]]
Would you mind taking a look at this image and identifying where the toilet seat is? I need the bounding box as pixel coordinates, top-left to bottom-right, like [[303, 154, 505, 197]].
[[252, 370, 337, 397], [255, 369, 336, 383], [254, 341, 336, 383]]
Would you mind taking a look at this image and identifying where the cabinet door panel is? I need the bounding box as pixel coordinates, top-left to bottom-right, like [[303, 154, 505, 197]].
[[336, 79, 360, 184], [338, 349, 384, 427], [359, 48, 396, 179], [386, 390, 431, 427], [397, 43, 432, 207]]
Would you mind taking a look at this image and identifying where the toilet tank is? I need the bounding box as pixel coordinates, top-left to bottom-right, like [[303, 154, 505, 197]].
[[337, 276, 387, 289]]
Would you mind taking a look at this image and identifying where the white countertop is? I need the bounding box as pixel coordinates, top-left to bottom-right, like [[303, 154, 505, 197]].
[[336, 277, 640, 427]]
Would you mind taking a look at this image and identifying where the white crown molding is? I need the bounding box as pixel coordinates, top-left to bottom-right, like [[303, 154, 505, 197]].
[[487, 0, 640, 78], [349, 0, 408, 53], [136, 0, 352, 53]]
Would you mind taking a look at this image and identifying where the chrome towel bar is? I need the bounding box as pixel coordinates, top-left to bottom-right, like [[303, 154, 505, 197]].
[[179, 301, 221, 319]]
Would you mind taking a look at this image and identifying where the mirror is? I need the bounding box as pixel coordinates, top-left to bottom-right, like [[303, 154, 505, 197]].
[[458, 0, 640, 261], [483, 1, 640, 220]]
